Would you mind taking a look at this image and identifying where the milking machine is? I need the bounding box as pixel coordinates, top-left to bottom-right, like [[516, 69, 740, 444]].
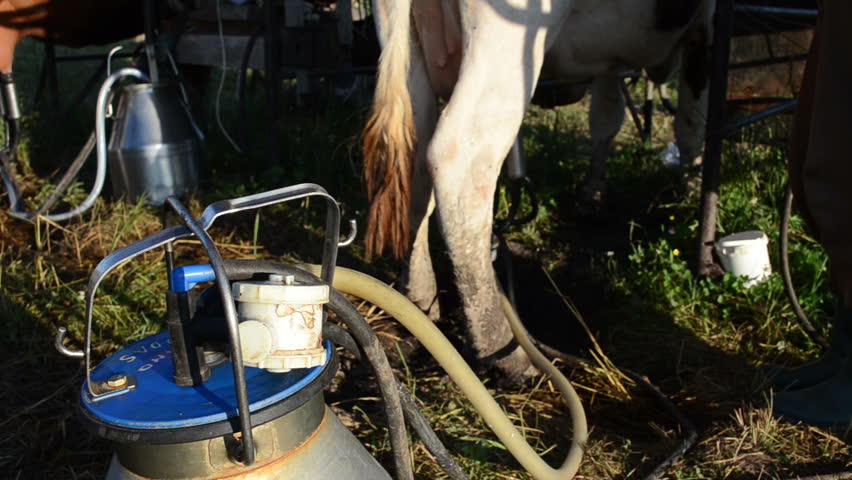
[[54, 183, 588, 480], [0, 0, 204, 222], [0, 61, 204, 222]]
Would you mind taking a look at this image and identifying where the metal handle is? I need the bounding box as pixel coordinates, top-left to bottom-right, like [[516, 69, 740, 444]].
[[79, 183, 341, 399], [106, 46, 123, 77]]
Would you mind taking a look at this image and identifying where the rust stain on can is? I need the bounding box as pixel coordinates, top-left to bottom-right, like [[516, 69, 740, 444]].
[[219, 408, 330, 479]]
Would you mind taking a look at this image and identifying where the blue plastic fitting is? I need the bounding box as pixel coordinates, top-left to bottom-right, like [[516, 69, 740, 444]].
[[170, 264, 216, 293]]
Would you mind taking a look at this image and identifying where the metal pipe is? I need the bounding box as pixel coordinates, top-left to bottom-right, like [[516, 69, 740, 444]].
[[505, 136, 526, 181], [733, 5, 818, 18], [720, 99, 797, 136], [165, 196, 256, 465], [729, 53, 808, 71], [55, 327, 84, 358], [339, 219, 358, 247]]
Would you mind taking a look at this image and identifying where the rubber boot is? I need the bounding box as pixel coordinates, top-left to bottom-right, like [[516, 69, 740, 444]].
[[773, 356, 852, 432], [761, 304, 852, 391], [772, 306, 852, 430]]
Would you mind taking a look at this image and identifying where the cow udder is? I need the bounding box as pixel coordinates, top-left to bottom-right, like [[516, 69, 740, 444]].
[[413, 0, 463, 99]]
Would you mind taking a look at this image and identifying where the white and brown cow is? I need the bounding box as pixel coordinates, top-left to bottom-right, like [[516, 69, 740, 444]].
[[363, 0, 715, 379]]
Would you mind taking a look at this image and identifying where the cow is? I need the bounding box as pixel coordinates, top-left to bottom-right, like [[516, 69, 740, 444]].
[[362, 0, 715, 379]]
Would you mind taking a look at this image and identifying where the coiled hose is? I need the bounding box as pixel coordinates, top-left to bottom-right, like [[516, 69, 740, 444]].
[[294, 263, 587, 480]]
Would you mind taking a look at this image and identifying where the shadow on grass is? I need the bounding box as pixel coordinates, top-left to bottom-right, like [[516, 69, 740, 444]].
[[0, 291, 110, 479]]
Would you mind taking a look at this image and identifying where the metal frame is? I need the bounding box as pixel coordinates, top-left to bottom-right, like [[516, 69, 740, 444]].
[[56, 183, 343, 465], [697, 0, 816, 276]]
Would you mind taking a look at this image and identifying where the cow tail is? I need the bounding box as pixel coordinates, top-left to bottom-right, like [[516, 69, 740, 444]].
[[362, 0, 415, 259]]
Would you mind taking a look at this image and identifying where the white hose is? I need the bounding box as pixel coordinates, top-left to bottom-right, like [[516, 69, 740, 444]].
[[8, 69, 149, 223]]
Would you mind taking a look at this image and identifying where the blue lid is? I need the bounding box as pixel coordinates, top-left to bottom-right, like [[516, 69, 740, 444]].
[[81, 331, 330, 430]]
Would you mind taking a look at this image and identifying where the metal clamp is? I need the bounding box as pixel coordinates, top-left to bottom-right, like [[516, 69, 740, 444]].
[[55, 326, 84, 358], [494, 177, 538, 234], [339, 218, 357, 247]]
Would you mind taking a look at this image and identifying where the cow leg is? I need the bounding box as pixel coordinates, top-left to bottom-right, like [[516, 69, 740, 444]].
[[403, 45, 441, 320], [427, 6, 551, 380], [577, 74, 625, 217], [675, 28, 711, 175], [369, 0, 441, 318]]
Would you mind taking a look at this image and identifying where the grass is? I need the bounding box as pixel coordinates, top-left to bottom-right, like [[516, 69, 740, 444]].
[[1, 37, 850, 479]]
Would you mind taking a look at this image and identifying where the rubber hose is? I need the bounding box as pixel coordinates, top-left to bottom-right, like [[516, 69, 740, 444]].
[[779, 183, 830, 349], [34, 130, 96, 217], [293, 264, 587, 480], [323, 321, 362, 360], [221, 260, 414, 480], [324, 316, 470, 480], [395, 383, 470, 480]]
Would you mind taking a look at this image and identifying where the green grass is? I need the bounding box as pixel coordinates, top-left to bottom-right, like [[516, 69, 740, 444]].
[[1, 37, 850, 479]]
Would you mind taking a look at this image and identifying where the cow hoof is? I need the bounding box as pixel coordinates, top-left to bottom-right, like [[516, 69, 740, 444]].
[[576, 187, 607, 220], [682, 171, 702, 196], [490, 346, 540, 386], [423, 300, 441, 322]]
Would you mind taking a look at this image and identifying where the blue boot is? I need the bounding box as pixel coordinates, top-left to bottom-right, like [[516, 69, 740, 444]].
[[772, 306, 852, 430], [773, 359, 852, 432], [762, 305, 852, 391]]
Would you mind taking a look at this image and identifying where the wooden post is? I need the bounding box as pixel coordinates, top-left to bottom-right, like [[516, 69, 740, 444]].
[[697, 0, 733, 277]]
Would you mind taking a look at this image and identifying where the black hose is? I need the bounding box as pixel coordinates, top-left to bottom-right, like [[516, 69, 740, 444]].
[[658, 84, 677, 115], [5, 117, 20, 154], [779, 183, 830, 349], [221, 260, 414, 480], [324, 321, 470, 480], [621, 79, 649, 143], [323, 321, 363, 360], [396, 383, 470, 480], [34, 130, 96, 217], [237, 24, 263, 164]]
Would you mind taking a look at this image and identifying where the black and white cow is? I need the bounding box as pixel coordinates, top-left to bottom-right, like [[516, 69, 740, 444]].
[[363, 0, 715, 378]]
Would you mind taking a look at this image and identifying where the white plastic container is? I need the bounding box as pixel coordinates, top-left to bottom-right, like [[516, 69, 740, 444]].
[[233, 274, 329, 372], [714, 230, 772, 287]]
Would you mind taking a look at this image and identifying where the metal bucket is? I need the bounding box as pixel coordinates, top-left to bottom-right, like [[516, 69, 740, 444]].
[[107, 83, 204, 206], [81, 333, 390, 480], [104, 398, 390, 479]]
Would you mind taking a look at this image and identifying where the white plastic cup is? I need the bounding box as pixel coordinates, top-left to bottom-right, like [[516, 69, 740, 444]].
[[714, 230, 772, 287]]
